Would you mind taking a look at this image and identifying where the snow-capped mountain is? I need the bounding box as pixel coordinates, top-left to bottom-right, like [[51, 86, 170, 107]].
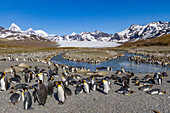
[[0, 24, 51, 41], [110, 21, 170, 42], [0, 21, 169, 45], [9, 23, 21, 32], [50, 21, 169, 42], [58, 30, 115, 42]]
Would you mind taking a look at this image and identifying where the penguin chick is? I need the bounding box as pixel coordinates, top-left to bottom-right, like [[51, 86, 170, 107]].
[[47, 77, 54, 97], [37, 80, 47, 106], [64, 86, 72, 96], [75, 85, 83, 95]]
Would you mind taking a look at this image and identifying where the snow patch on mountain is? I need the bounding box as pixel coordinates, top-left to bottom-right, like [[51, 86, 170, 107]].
[[0, 21, 169, 47], [9, 23, 21, 32]]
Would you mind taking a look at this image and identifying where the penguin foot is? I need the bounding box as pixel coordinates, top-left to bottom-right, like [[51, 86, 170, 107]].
[[58, 101, 64, 105]]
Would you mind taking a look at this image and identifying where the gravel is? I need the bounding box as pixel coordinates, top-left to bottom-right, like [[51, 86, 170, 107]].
[[0, 59, 169, 113]]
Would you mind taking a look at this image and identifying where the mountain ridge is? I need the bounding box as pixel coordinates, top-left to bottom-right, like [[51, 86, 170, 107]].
[[0, 21, 169, 45]]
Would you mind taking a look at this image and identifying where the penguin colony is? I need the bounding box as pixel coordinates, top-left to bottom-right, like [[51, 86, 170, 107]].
[[0, 51, 60, 65], [62, 51, 125, 64], [129, 55, 170, 66], [0, 63, 168, 110]]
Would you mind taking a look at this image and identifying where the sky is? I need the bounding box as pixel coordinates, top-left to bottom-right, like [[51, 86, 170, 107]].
[[0, 0, 169, 35]]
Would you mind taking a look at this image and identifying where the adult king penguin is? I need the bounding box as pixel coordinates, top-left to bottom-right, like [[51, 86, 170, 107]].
[[1, 72, 8, 91]]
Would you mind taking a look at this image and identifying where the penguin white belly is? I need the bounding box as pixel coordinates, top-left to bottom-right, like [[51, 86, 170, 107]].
[[1, 78, 6, 91], [151, 91, 159, 95], [39, 74, 43, 82], [25, 101, 28, 110], [84, 83, 89, 93], [62, 77, 66, 82], [103, 82, 110, 94], [158, 79, 162, 84], [58, 87, 65, 102], [92, 84, 96, 91], [143, 88, 149, 91]]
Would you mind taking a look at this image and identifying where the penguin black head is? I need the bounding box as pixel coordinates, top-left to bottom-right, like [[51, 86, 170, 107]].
[[36, 74, 38, 77], [48, 67, 51, 69], [131, 72, 134, 77], [163, 91, 167, 94], [58, 81, 62, 85], [10, 66, 13, 68], [3, 72, 6, 75], [38, 80, 43, 84], [130, 91, 135, 94], [48, 77, 54, 81], [8, 90, 15, 94], [21, 87, 28, 92], [54, 82, 58, 86], [9, 86, 15, 90]]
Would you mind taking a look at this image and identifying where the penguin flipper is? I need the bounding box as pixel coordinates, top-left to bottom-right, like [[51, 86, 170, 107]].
[[152, 109, 160, 113], [34, 96, 37, 103], [64, 93, 67, 99]]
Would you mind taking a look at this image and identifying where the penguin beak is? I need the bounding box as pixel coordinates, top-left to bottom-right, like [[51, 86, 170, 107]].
[[130, 91, 135, 94], [163, 91, 167, 94]]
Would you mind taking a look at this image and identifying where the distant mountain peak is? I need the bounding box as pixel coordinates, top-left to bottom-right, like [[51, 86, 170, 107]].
[[70, 32, 76, 36], [2, 21, 169, 45], [9, 23, 21, 31]]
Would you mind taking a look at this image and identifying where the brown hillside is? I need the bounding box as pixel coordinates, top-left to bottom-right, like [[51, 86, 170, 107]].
[[118, 34, 170, 47]]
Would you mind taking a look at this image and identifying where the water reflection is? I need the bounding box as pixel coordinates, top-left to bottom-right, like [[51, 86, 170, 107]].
[[51, 52, 170, 73]]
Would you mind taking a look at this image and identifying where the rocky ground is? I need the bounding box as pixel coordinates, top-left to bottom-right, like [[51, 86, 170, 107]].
[[0, 58, 169, 113]]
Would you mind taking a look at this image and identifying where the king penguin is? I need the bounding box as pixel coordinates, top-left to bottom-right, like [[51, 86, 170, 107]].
[[22, 88, 32, 110], [47, 77, 54, 97], [83, 80, 90, 93], [57, 82, 65, 105], [37, 80, 47, 106], [102, 79, 110, 94], [1, 72, 8, 91]]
